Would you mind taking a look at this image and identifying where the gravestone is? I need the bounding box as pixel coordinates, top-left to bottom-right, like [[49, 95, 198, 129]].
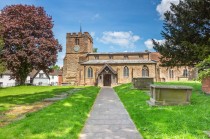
[[147, 84, 193, 106], [132, 77, 154, 89]]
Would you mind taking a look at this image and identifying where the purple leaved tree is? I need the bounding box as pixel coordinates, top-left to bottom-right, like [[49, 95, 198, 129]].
[[0, 4, 62, 85]]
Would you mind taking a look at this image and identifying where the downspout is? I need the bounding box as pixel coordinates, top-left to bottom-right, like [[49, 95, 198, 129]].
[[84, 66, 86, 86], [155, 63, 157, 82], [132, 68, 133, 82]]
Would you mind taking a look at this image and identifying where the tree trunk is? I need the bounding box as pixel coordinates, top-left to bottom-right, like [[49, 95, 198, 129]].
[[20, 75, 27, 85], [16, 63, 30, 85]]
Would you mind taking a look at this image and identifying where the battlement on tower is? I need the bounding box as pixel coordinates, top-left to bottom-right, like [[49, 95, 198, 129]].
[[66, 32, 93, 42]]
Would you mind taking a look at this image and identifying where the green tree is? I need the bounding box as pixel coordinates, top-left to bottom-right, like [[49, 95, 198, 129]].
[[153, 0, 210, 67], [0, 5, 61, 85], [93, 48, 98, 53], [52, 65, 60, 70], [196, 55, 210, 80]]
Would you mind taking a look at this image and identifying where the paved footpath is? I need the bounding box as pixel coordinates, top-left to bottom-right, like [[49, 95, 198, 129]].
[[79, 87, 143, 139]]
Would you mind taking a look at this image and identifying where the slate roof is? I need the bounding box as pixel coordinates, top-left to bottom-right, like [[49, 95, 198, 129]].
[[49, 69, 62, 76], [81, 60, 156, 65], [30, 69, 38, 78]]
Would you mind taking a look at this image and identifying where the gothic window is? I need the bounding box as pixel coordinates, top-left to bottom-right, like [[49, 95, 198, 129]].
[[142, 65, 149, 77], [169, 69, 174, 78], [75, 38, 79, 45], [183, 69, 188, 77], [88, 67, 93, 78], [124, 55, 128, 59], [123, 66, 129, 77], [95, 55, 99, 59], [139, 55, 143, 59]]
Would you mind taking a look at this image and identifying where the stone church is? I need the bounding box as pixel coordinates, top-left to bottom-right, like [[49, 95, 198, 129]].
[[63, 32, 197, 86]]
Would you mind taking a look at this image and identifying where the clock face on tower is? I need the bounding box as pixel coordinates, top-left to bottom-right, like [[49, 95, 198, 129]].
[[74, 45, 80, 52]]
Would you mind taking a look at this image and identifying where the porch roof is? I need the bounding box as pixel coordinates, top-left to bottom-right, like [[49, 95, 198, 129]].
[[81, 60, 156, 65], [98, 64, 117, 75]]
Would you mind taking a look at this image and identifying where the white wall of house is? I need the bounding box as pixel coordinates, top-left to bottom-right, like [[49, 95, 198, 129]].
[[33, 70, 50, 86], [49, 75, 58, 86], [26, 76, 31, 83], [0, 74, 16, 87]]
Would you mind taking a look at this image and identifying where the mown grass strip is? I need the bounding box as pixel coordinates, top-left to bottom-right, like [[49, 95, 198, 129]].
[[114, 82, 210, 139], [0, 86, 74, 113], [0, 86, 100, 139]]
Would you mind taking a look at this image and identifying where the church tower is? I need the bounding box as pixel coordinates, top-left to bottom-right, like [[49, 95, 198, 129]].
[[63, 32, 93, 84]]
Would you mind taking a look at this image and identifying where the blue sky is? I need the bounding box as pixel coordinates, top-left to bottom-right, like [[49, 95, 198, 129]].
[[0, 0, 179, 67]]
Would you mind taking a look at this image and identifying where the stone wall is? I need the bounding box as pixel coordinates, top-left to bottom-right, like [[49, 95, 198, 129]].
[[158, 66, 195, 82], [87, 53, 149, 61], [63, 32, 93, 84], [79, 64, 156, 86], [202, 77, 210, 94], [62, 33, 198, 86]]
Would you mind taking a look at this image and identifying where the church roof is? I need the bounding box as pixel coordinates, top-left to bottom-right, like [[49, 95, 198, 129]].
[[98, 64, 117, 75], [87, 52, 149, 55], [81, 60, 156, 65], [150, 52, 161, 62]]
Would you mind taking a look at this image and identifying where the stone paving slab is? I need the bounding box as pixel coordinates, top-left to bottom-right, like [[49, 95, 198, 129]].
[[89, 114, 130, 120], [80, 87, 143, 139]]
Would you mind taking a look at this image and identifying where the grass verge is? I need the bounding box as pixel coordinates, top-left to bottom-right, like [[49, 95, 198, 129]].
[[0, 86, 74, 113], [0, 86, 100, 139], [114, 82, 210, 139]]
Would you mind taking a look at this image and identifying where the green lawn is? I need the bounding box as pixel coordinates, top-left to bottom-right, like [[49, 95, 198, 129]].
[[0, 86, 100, 139], [114, 82, 210, 139], [0, 86, 75, 113]]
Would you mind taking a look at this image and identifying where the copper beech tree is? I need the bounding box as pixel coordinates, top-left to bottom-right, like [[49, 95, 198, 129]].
[[0, 5, 62, 85]]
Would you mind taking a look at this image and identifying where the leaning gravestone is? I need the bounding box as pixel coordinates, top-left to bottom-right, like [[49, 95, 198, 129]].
[[132, 77, 154, 89]]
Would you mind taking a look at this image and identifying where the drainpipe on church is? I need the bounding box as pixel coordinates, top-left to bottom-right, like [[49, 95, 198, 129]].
[[155, 64, 157, 82], [132, 68, 133, 81], [84, 66, 86, 86]]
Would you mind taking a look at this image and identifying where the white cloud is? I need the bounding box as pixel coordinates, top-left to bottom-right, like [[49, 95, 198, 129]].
[[92, 13, 100, 20], [99, 31, 140, 48], [144, 39, 165, 49], [90, 32, 95, 38], [156, 0, 180, 19], [56, 53, 65, 67]]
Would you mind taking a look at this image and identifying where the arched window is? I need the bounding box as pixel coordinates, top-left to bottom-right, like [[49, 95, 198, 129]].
[[169, 69, 174, 78], [142, 65, 149, 77], [123, 66, 129, 77], [183, 69, 188, 77], [88, 67, 93, 78]]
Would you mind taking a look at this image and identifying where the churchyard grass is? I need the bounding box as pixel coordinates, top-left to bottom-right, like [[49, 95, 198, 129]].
[[114, 82, 210, 139], [0, 86, 75, 113], [0, 86, 100, 139]]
